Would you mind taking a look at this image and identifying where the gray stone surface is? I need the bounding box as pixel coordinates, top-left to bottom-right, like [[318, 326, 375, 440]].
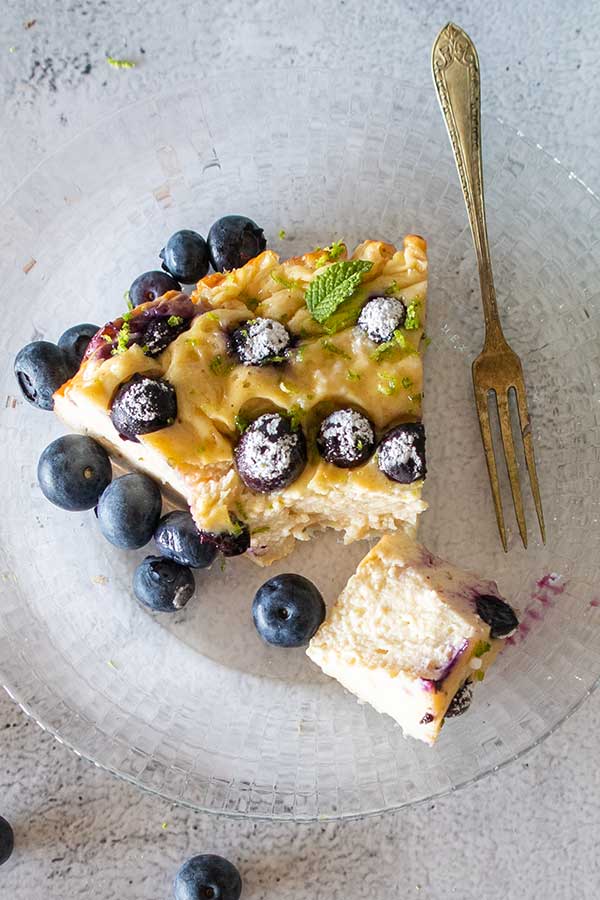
[[1, 0, 599, 897]]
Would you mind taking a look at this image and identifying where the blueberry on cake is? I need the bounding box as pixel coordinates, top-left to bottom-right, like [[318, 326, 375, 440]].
[[307, 531, 518, 744], [54, 236, 428, 564]]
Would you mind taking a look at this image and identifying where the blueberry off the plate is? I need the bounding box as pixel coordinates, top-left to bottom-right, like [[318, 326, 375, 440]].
[[253, 574, 325, 647], [174, 854, 242, 900], [38, 435, 112, 511], [207, 214, 266, 272], [0, 816, 14, 866], [133, 556, 195, 612], [160, 230, 210, 283], [57, 323, 99, 371], [129, 270, 181, 307]]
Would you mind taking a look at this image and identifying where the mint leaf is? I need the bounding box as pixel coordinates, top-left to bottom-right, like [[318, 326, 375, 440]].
[[305, 259, 373, 325]]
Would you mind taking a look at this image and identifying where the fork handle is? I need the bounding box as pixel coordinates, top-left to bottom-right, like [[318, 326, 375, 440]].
[[432, 23, 505, 347]]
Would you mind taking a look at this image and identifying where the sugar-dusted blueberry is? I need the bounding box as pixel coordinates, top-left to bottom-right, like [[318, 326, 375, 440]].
[[317, 408, 375, 468], [445, 681, 473, 718], [475, 593, 519, 639], [38, 434, 112, 511], [58, 323, 99, 372], [159, 230, 209, 283], [110, 374, 177, 440], [142, 317, 188, 357], [377, 422, 426, 483], [133, 555, 195, 612], [14, 341, 72, 410], [230, 317, 290, 366], [357, 296, 407, 344], [129, 270, 181, 307], [235, 412, 307, 493], [96, 473, 162, 549], [154, 510, 217, 568], [174, 854, 242, 900], [207, 215, 266, 272], [0, 816, 14, 866], [252, 573, 326, 647], [198, 515, 251, 557]]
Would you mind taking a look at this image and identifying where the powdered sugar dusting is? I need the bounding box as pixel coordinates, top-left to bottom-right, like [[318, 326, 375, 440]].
[[378, 426, 425, 479], [235, 412, 306, 492], [118, 378, 173, 422], [357, 296, 406, 343], [318, 409, 374, 463], [235, 317, 290, 364]]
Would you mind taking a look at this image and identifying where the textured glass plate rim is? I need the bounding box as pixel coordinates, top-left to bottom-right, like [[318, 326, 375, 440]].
[[1, 71, 599, 821]]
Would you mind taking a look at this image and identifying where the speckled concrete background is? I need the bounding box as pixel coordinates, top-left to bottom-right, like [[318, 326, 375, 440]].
[[1, 1, 599, 897]]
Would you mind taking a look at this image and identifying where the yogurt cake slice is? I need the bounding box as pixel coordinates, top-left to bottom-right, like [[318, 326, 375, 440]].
[[307, 531, 518, 744], [54, 237, 429, 565]]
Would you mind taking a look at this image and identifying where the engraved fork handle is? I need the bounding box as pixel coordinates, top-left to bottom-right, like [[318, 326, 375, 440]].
[[431, 23, 505, 348]]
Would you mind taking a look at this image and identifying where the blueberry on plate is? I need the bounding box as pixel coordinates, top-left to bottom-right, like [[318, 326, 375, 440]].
[[57, 323, 99, 371], [154, 511, 217, 568], [0, 816, 14, 867], [37, 434, 112, 511], [252, 573, 326, 648], [133, 555, 195, 612], [357, 296, 407, 344], [207, 215, 267, 272], [160, 230, 210, 283], [14, 341, 72, 410], [317, 408, 375, 468], [235, 412, 307, 493], [129, 270, 182, 307], [110, 374, 177, 440], [475, 593, 519, 639], [377, 422, 426, 483], [96, 473, 162, 549], [230, 317, 290, 366], [174, 854, 242, 900], [445, 681, 473, 719]]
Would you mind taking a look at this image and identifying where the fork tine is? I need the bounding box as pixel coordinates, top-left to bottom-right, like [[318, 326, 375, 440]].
[[473, 385, 508, 551], [496, 391, 528, 548], [513, 385, 546, 544]]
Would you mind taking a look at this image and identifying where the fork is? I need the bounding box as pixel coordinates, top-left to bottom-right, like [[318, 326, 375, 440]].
[[431, 22, 545, 551]]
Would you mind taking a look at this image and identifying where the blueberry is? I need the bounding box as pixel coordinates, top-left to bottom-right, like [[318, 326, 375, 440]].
[[475, 593, 519, 638], [235, 413, 307, 493], [0, 816, 14, 866], [14, 341, 72, 410], [129, 270, 182, 307], [207, 215, 267, 272], [445, 681, 473, 718], [159, 230, 210, 283], [252, 573, 326, 647], [154, 511, 217, 568], [174, 854, 242, 900], [377, 422, 426, 483], [142, 317, 188, 357], [317, 408, 375, 468], [37, 435, 112, 511], [57, 323, 99, 371], [97, 473, 162, 549], [133, 555, 195, 612], [230, 317, 290, 366], [110, 375, 177, 440], [198, 516, 251, 557], [357, 296, 407, 344]]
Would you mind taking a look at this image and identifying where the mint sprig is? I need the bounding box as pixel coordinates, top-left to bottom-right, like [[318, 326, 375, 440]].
[[305, 259, 373, 325]]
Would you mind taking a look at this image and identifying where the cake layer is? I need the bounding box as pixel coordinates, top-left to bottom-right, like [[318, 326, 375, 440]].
[[55, 237, 428, 564], [307, 531, 517, 744]]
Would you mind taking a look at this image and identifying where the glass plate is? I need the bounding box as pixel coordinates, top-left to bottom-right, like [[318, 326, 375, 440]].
[[1, 69, 599, 821]]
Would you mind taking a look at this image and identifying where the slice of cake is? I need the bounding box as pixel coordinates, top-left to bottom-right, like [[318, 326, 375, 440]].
[[54, 237, 429, 564], [307, 531, 518, 744]]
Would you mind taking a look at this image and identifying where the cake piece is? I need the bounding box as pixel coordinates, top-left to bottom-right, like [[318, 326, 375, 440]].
[[54, 237, 429, 565], [307, 531, 518, 744]]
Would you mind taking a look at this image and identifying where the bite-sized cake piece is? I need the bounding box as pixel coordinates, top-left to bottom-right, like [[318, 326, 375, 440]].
[[54, 237, 428, 565], [307, 531, 518, 744]]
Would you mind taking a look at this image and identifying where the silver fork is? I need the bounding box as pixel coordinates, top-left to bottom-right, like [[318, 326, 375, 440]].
[[431, 22, 545, 550]]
